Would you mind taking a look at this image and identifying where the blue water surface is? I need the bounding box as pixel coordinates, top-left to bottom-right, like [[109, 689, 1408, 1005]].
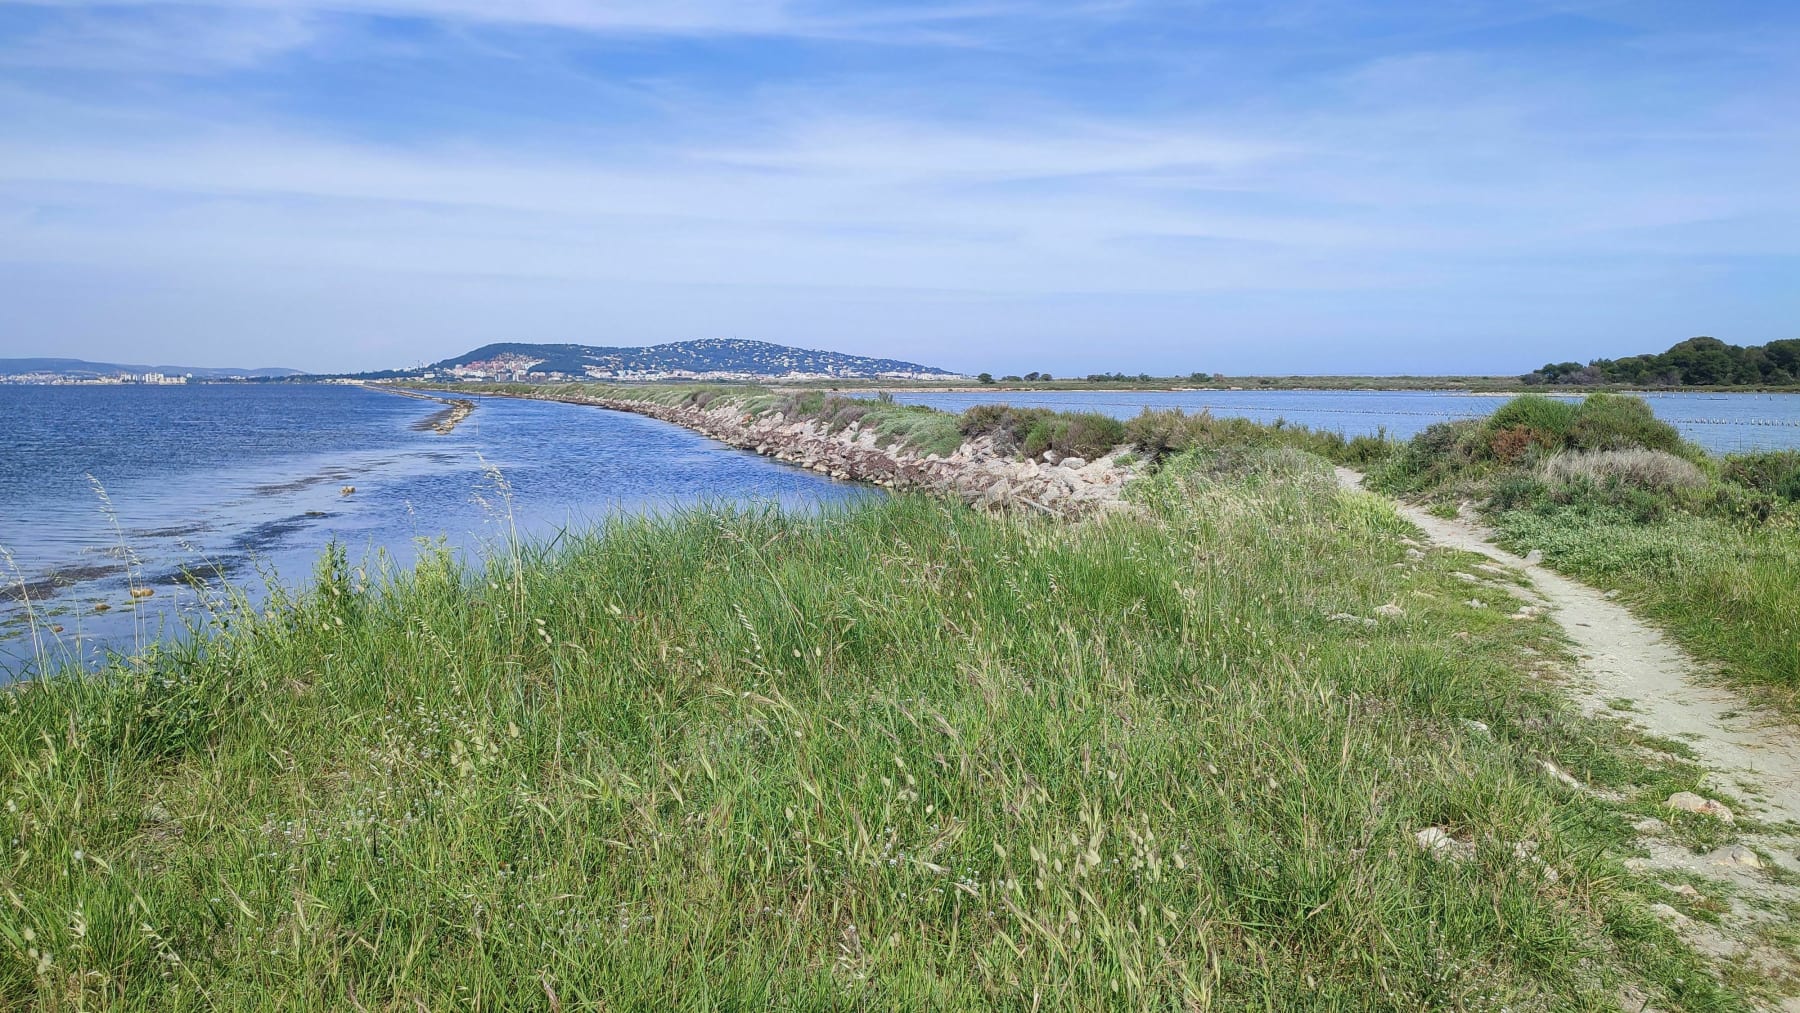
[[886, 389, 1800, 453], [0, 384, 872, 674]]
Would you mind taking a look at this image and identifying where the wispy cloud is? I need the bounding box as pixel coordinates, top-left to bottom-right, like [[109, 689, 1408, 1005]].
[[0, 6, 319, 73], [2, 0, 1108, 45], [0, 0, 1795, 372]]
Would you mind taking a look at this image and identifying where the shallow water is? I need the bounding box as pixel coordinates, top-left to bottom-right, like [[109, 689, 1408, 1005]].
[[886, 389, 1800, 453], [0, 384, 872, 674]]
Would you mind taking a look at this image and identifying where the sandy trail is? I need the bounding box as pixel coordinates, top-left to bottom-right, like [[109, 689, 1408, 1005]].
[[1335, 468, 1800, 826], [1338, 468, 1800, 1008]]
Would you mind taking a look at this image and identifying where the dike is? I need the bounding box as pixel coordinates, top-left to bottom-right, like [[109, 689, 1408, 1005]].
[[548, 392, 1138, 516]]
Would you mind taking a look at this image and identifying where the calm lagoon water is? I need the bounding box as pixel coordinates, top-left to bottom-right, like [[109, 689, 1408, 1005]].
[[0, 384, 872, 675], [888, 389, 1800, 454]]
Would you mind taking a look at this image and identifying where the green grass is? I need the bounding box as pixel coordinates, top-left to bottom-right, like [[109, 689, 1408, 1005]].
[[445, 381, 1398, 468], [1369, 392, 1800, 708], [0, 448, 1757, 1009], [1489, 505, 1800, 709]]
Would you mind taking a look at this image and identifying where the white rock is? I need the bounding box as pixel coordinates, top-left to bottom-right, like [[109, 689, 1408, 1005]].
[[1451, 571, 1480, 583], [1524, 549, 1543, 564], [1540, 760, 1582, 788], [1464, 598, 1487, 609], [1462, 719, 1491, 736], [1060, 456, 1088, 469], [1413, 827, 1474, 862], [1703, 845, 1761, 869], [1649, 903, 1687, 924], [1666, 792, 1734, 824]]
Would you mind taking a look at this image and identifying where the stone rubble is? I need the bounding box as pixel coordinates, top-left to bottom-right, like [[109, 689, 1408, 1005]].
[[569, 395, 1141, 517]]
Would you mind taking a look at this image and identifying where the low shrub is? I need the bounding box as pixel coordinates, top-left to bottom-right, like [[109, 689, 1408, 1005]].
[[1486, 473, 1549, 512], [1484, 395, 1580, 450], [778, 390, 829, 418], [957, 404, 1056, 451], [1567, 393, 1686, 455], [1385, 395, 1709, 502], [1121, 409, 1198, 460], [1490, 425, 1550, 465], [1721, 450, 1800, 501], [1542, 450, 1707, 493], [1374, 420, 1484, 493], [1123, 408, 1362, 465], [819, 396, 870, 433], [1342, 432, 1394, 465], [1022, 412, 1127, 461], [858, 405, 961, 457]]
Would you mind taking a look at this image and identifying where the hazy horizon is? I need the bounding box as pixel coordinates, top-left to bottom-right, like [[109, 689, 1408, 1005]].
[[2, 1, 1794, 376]]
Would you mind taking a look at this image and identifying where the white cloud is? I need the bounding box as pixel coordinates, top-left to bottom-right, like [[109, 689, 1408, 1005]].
[[0, 0, 1084, 44], [0, 6, 320, 73], [0, 0, 1795, 371]]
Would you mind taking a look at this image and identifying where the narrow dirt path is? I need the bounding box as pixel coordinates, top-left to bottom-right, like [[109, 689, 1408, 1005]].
[[1338, 466, 1800, 1007], [1335, 467, 1800, 824]]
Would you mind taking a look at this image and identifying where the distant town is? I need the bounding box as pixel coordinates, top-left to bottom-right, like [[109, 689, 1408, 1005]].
[[0, 370, 192, 385], [422, 351, 953, 384]]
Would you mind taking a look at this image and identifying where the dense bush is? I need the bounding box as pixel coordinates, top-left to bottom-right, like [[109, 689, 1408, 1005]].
[[1721, 450, 1800, 502], [1376, 392, 1800, 529], [778, 390, 829, 418], [1121, 408, 1377, 466], [1375, 420, 1483, 492], [1484, 395, 1580, 449], [957, 404, 1057, 451], [1402, 394, 1700, 473], [1342, 433, 1394, 465], [1566, 393, 1686, 455], [817, 396, 870, 433], [957, 405, 1129, 460], [1120, 409, 1199, 460], [1020, 411, 1127, 460]]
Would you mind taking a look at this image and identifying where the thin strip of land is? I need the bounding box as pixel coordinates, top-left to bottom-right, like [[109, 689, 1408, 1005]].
[[358, 382, 477, 434]]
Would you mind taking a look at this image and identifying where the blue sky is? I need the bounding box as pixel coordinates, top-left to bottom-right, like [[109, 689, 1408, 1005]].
[[0, 1, 1794, 375]]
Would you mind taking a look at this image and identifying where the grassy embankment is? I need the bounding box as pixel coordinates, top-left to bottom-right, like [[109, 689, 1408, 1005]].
[[452, 380, 1394, 469], [0, 418, 1770, 1008], [457, 378, 1800, 704], [1369, 393, 1800, 710]]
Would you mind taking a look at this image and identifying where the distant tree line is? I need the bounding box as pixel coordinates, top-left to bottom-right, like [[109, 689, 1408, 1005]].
[[1524, 336, 1800, 387]]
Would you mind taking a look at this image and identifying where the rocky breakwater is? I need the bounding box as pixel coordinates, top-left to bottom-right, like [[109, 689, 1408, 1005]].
[[591, 396, 1138, 516]]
